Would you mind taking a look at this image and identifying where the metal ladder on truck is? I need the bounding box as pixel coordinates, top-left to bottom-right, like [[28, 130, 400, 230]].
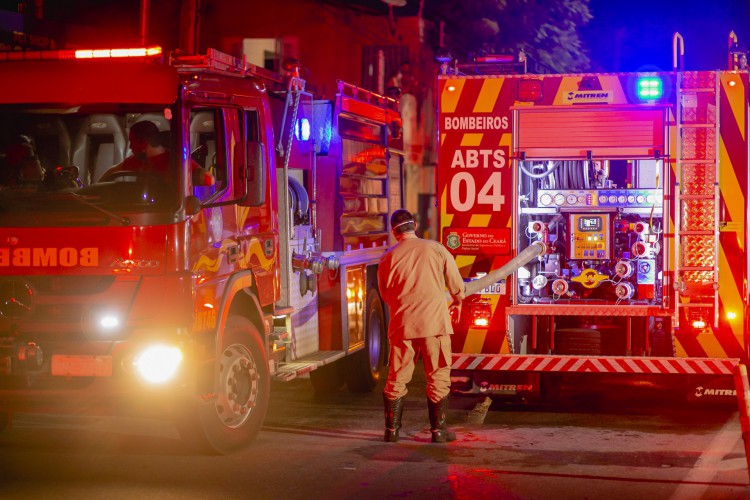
[[673, 71, 721, 339]]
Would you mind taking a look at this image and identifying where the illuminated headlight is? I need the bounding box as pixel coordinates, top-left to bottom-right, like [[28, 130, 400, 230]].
[[133, 345, 183, 384], [84, 307, 125, 338], [99, 314, 121, 329]]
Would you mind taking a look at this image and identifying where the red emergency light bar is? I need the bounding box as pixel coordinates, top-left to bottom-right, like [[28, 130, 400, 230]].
[[0, 46, 163, 62], [75, 47, 162, 59]]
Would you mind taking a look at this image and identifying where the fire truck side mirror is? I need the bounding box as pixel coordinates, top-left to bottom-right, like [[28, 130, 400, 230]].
[[246, 141, 266, 206], [184, 195, 202, 216]]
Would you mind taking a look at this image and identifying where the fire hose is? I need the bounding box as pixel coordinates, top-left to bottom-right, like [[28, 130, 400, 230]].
[[460, 240, 547, 298]]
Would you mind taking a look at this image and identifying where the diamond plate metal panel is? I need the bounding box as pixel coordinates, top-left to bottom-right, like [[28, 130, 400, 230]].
[[681, 71, 715, 89], [681, 200, 715, 231], [681, 95, 716, 124], [681, 270, 715, 284], [682, 235, 715, 267], [681, 163, 715, 195], [681, 128, 716, 160]]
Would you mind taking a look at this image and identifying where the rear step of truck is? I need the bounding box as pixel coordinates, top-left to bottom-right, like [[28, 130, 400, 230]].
[[274, 350, 347, 381]]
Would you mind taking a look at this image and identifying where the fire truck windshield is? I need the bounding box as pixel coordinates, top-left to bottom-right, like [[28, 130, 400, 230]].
[[0, 106, 181, 227]]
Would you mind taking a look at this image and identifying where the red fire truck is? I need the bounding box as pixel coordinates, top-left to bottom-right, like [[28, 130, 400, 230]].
[[438, 42, 749, 405], [0, 46, 402, 453]]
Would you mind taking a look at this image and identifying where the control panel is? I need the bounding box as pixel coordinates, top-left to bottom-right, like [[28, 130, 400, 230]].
[[569, 213, 611, 259]]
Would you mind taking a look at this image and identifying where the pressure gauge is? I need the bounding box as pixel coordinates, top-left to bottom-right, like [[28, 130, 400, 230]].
[[532, 275, 548, 290], [540, 193, 553, 206], [552, 279, 569, 295], [615, 282, 635, 300], [615, 260, 634, 278], [567, 194, 577, 205], [554, 193, 565, 205]]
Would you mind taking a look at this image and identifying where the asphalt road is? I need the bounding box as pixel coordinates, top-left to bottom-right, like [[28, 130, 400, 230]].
[[0, 366, 749, 499]]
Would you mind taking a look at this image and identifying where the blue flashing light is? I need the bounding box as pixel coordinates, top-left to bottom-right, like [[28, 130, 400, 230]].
[[637, 77, 663, 100], [295, 118, 311, 141]]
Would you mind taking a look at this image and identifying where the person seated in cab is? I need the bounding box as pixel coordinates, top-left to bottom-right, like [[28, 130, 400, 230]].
[[100, 120, 169, 181], [1, 135, 45, 187], [100, 120, 214, 188]]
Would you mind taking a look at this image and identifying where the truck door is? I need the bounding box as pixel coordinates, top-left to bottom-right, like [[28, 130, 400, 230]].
[[187, 106, 242, 333]]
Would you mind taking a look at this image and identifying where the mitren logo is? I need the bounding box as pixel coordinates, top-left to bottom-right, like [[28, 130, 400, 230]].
[[694, 386, 736, 398], [566, 75, 612, 103], [566, 90, 612, 103], [111, 258, 160, 269], [479, 383, 533, 393], [0, 247, 98, 267]]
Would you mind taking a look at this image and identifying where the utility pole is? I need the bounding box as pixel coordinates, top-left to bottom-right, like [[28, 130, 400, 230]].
[[139, 0, 150, 46], [179, 0, 201, 54]]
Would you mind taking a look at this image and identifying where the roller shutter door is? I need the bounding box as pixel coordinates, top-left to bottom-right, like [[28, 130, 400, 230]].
[[515, 106, 666, 159]]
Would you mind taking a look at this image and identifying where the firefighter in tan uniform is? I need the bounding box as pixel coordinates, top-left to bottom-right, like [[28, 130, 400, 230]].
[[378, 209, 465, 443]]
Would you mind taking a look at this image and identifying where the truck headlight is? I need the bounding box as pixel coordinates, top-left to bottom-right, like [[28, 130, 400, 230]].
[[83, 306, 126, 339], [133, 345, 183, 384]]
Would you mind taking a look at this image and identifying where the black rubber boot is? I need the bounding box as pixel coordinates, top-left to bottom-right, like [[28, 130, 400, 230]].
[[383, 394, 404, 443], [428, 396, 456, 443]]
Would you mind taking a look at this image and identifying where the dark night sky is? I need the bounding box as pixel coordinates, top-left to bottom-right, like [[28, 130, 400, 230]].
[[3, 0, 750, 73], [583, 0, 750, 72]]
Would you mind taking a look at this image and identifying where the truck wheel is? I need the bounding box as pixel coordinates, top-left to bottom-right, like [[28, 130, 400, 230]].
[[177, 316, 270, 454], [347, 290, 386, 392]]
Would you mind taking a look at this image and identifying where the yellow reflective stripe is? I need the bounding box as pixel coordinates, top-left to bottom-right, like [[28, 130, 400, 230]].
[[440, 78, 465, 114], [440, 188, 453, 230], [722, 74, 746, 141], [474, 78, 503, 113], [499, 132, 511, 147], [461, 133, 483, 147], [720, 144, 745, 249], [719, 245, 745, 346], [469, 214, 492, 227], [461, 295, 502, 353], [696, 334, 727, 358]]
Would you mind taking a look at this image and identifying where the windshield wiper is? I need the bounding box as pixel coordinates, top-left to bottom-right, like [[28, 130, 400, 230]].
[[64, 192, 131, 226]]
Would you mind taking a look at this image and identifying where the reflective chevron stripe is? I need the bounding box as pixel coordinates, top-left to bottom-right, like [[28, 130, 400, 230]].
[[452, 354, 740, 375]]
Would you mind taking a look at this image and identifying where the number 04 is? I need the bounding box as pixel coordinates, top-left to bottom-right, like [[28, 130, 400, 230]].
[[450, 172, 505, 212]]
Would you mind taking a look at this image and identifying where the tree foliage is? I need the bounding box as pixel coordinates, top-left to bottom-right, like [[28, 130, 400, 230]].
[[428, 0, 592, 72]]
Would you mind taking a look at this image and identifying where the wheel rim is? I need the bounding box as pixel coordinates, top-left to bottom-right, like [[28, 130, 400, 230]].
[[215, 342, 260, 428], [367, 304, 383, 374]]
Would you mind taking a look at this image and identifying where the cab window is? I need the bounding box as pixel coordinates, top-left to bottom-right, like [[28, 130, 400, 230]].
[[190, 108, 224, 202]]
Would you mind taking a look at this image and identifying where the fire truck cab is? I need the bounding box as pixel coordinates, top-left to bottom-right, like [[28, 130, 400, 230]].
[[0, 46, 403, 453]]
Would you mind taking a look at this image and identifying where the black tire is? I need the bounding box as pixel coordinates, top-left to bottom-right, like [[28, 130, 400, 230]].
[[310, 359, 346, 394], [347, 289, 386, 392], [176, 316, 270, 454]]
